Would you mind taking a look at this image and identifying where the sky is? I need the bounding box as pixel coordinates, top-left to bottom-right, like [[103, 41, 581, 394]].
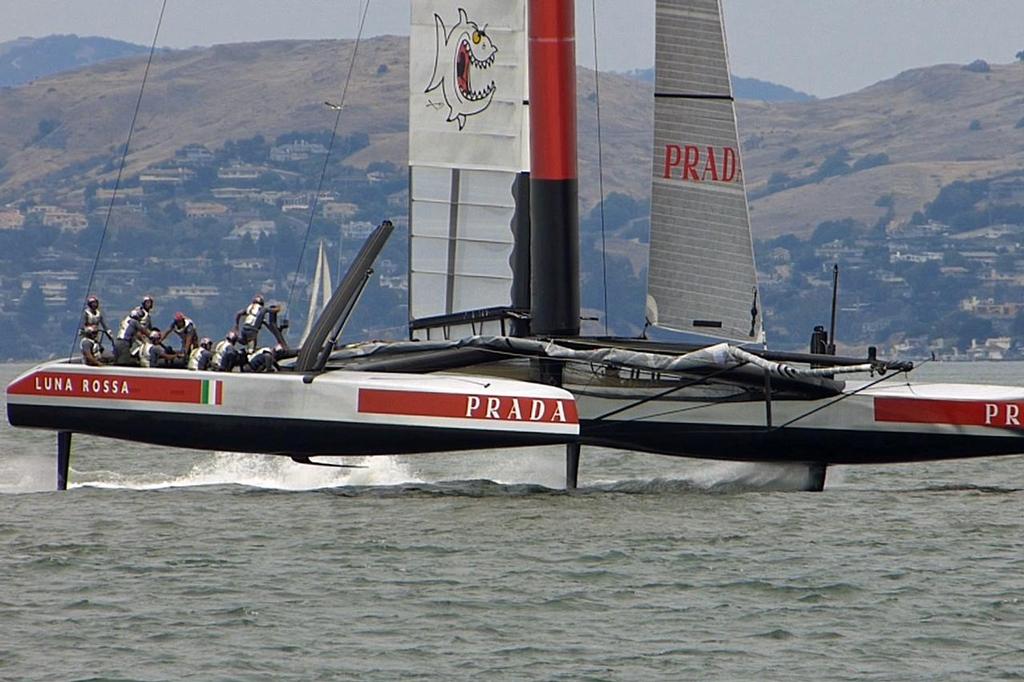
[[1, 1, 1023, 98]]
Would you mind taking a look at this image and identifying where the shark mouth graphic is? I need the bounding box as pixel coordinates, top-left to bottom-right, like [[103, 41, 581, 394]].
[[456, 38, 496, 103]]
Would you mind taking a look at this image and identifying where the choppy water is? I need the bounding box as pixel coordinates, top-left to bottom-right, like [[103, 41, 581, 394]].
[[2, 361, 1023, 680]]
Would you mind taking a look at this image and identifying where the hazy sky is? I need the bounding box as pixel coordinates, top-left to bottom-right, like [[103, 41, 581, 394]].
[[2, 1, 1023, 98]]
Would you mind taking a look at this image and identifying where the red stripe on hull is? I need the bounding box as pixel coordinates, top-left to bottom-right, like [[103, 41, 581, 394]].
[[358, 388, 578, 425], [8, 370, 203, 404], [874, 397, 1024, 429]]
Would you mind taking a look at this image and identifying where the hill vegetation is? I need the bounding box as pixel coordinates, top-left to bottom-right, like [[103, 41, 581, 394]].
[[0, 35, 150, 87], [2, 36, 1023, 240], [2, 36, 1024, 358]]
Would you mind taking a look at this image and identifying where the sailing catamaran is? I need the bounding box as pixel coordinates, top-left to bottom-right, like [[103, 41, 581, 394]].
[[8, 0, 1024, 491]]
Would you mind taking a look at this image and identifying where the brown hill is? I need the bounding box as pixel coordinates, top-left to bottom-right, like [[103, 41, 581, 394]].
[[739, 62, 1024, 237], [1, 37, 1022, 239]]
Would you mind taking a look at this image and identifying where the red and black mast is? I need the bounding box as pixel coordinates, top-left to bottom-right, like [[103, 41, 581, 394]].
[[528, 0, 580, 337]]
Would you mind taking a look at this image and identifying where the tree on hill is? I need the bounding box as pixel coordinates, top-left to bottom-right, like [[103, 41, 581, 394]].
[[1017, 50, 1024, 63], [810, 218, 858, 244]]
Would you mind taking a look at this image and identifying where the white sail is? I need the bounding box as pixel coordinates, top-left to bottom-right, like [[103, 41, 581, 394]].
[[300, 240, 333, 345], [647, 0, 763, 343], [408, 0, 529, 340]]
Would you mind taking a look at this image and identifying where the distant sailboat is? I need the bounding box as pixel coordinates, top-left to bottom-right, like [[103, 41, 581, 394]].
[[300, 240, 334, 345]]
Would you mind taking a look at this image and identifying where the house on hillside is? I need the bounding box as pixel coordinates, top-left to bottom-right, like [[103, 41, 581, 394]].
[[322, 202, 358, 220], [230, 220, 277, 239], [960, 296, 1022, 318], [21, 270, 79, 307], [341, 221, 375, 240], [217, 164, 264, 181], [184, 202, 229, 218], [270, 140, 328, 162], [175, 144, 215, 165], [95, 187, 143, 202], [41, 209, 88, 232], [140, 166, 194, 189], [166, 285, 220, 308], [0, 209, 24, 230]]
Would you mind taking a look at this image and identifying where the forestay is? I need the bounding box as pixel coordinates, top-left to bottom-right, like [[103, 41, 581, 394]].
[[408, 0, 529, 340], [647, 0, 763, 343]]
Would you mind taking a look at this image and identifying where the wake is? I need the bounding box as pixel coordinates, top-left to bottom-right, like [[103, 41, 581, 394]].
[[4, 446, 832, 494]]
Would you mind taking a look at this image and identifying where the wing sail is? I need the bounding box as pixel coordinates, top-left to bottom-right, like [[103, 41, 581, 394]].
[[647, 0, 763, 343]]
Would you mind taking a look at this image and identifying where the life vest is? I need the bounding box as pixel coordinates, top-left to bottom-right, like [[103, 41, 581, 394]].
[[249, 346, 275, 372], [82, 338, 101, 357], [187, 347, 210, 370], [138, 307, 152, 330], [242, 303, 263, 327], [138, 341, 153, 368], [173, 317, 196, 338], [211, 340, 232, 368], [82, 308, 102, 327], [118, 315, 132, 339]]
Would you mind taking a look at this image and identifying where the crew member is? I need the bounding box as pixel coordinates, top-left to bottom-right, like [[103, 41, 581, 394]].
[[211, 330, 243, 372], [244, 344, 282, 373], [79, 295, 113, 348], [188, 337, 213, 371], [139, 330, 178, 368], [137, 295, 156, 331], [80, 325, 105, 366], [162, 312, 198, 357], [114, 309, 146, 365], [235, 294, 267, 351]]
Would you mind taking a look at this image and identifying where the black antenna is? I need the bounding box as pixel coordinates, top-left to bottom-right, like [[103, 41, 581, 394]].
[[828, 264, 839, 355]]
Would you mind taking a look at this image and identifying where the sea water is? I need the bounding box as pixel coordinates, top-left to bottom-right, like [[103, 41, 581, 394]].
[[1, 362, 1022, 680]]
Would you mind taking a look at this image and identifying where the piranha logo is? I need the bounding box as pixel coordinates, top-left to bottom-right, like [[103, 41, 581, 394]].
[[425, 7, 497, 130]]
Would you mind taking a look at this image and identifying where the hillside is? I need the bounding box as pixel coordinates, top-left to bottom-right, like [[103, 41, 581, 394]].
[[740, 62, 1024, 237], [0, 34, 151, 87], [1, 37, 1023, 238], [624, 67, 815, 102]]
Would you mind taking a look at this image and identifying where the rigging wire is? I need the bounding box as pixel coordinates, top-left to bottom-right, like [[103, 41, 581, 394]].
[[770, 367, 913, 431], [71, 0, 168, 360], [591, 0, 610, 336], [285, 0, 371, 319]]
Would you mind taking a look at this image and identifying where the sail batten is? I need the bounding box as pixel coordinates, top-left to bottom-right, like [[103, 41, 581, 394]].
[[647, 0, 762, 343]]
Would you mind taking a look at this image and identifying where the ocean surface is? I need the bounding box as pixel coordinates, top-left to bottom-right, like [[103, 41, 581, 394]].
[[1, 360, 1022, 681]]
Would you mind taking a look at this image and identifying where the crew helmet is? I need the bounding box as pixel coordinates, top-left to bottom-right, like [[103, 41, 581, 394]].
[[141, 295, 154, 309], [149, 330, 162, 341], [226, 331, 239, 343], [199, 337, 212, 349], [252, 294, 265, 305], [86, 295, 99, 307], [174, 311, 186, 324]]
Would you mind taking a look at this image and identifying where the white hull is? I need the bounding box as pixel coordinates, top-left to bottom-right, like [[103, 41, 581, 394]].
[[7, 361, 579, 456], [8, 361, 1024, 466]]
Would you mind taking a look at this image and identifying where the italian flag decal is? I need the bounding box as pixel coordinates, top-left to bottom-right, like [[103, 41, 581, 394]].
[[201, 379, 223, 405]]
